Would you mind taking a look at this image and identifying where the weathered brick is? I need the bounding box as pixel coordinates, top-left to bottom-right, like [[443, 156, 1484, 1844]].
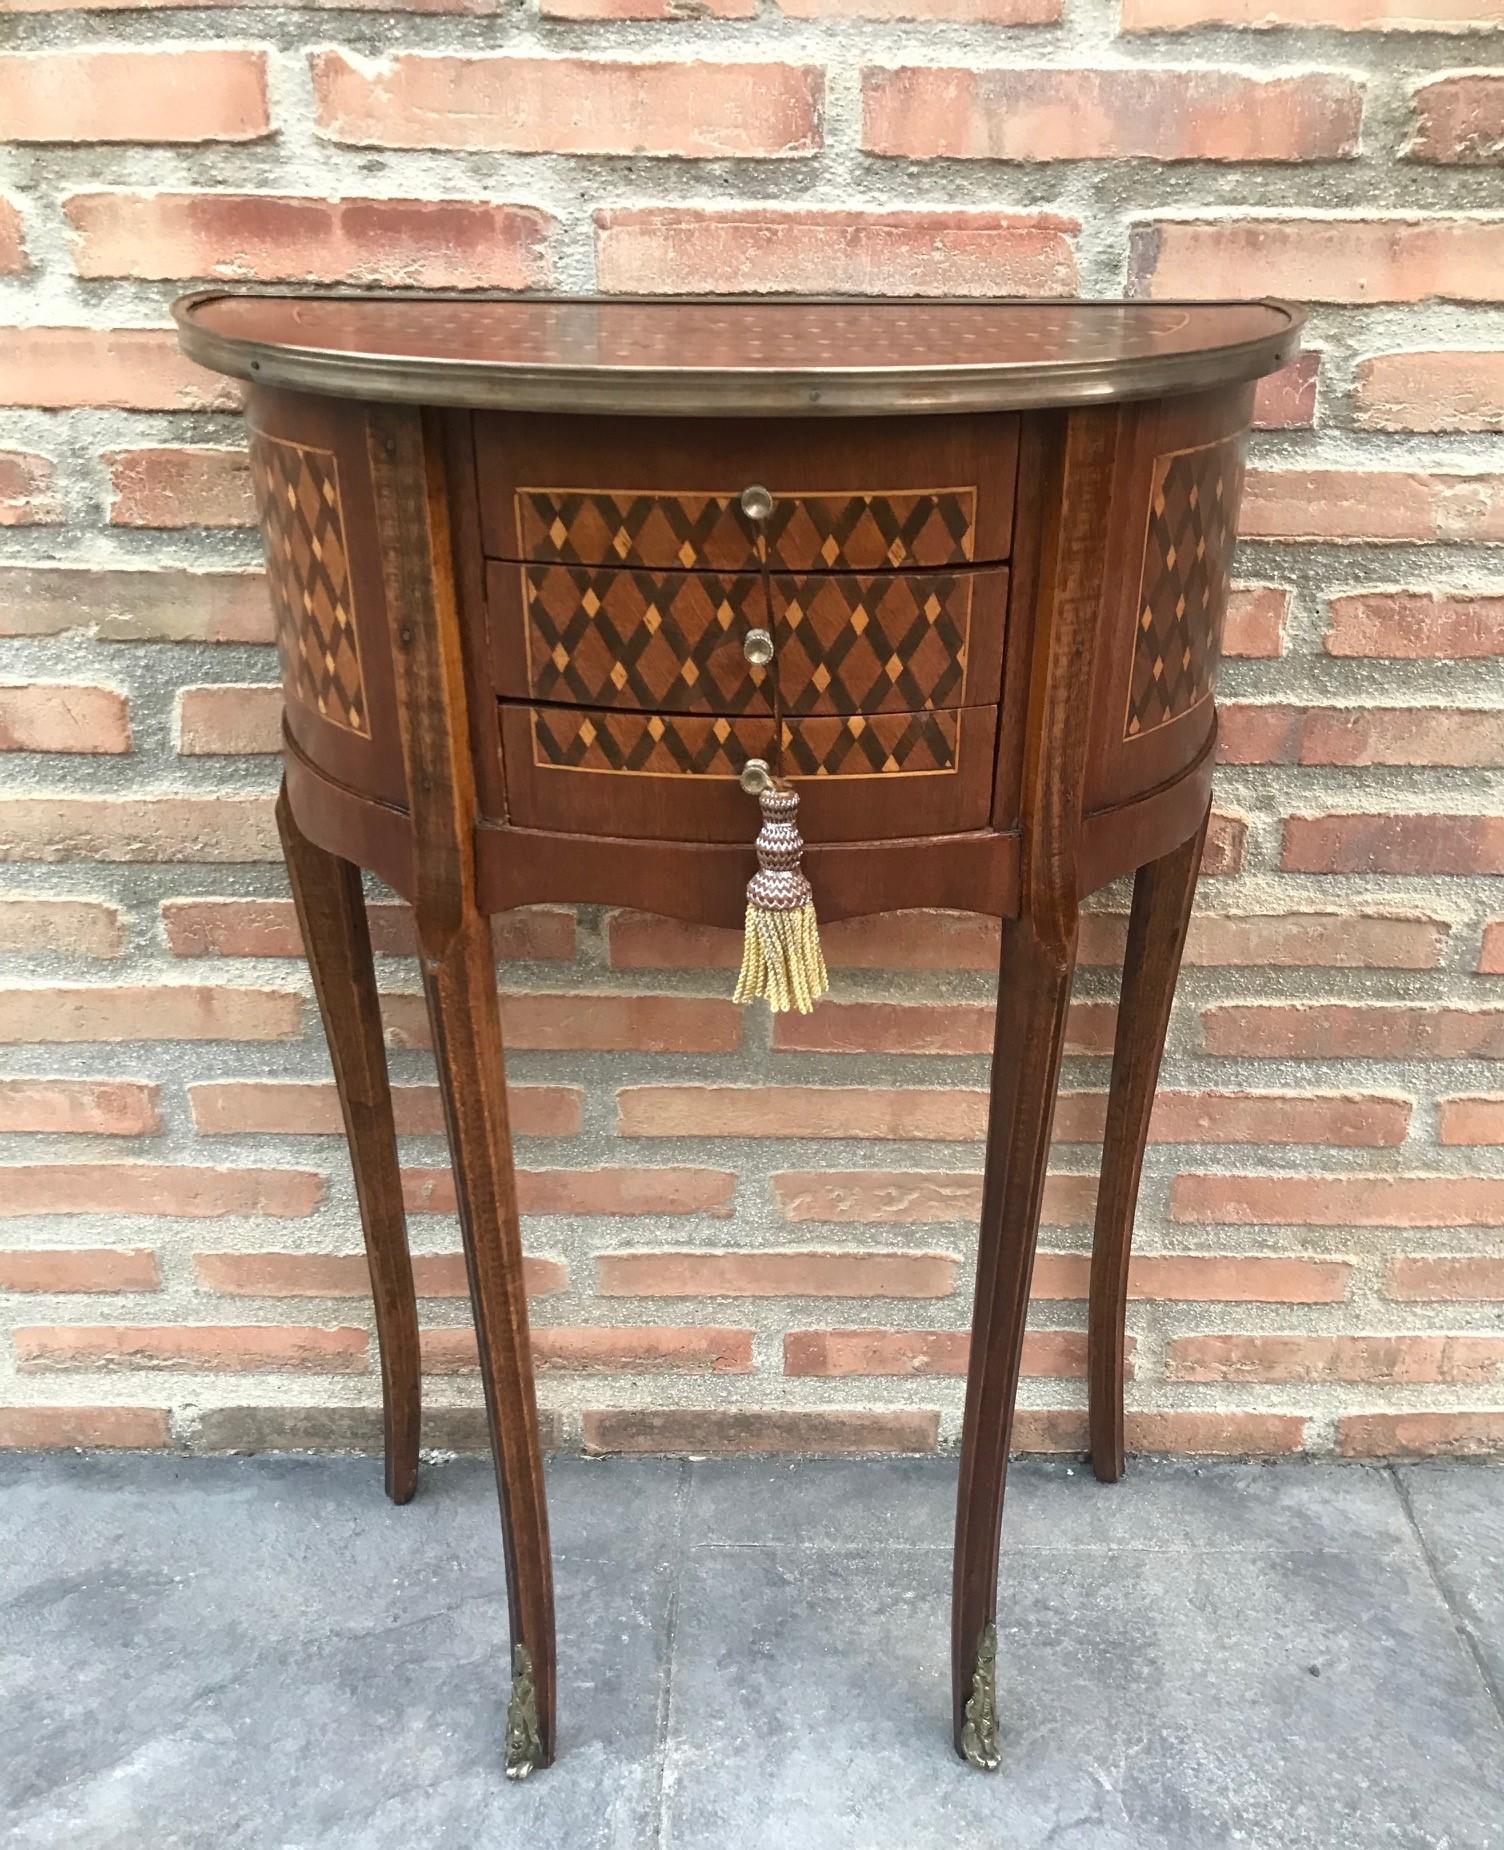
[[176, 685, 280, 756], [596, 1248, 959, 1298], [543, 0, 754, 14], [106, 447, 254, 529], [1355, 351, 1504, 431], [65, 192, 555, 290], [1438, 1095, 1504, 1144], [0, 984, 300, 1044], [609, 908, 1001, 973], [1407, 73, 1504, 163], [0, 899, 125, 959], [0, 50, 268, 143], [1170, 1334, 1504, 1385], [16, 1324, 366, 1372], [0, 451, 61, 526], [188, 1079, 580, 1140], [618, 1085, 989, 1142], [0, 328, 240, 411], [1183, 911, 1447, 970], [1125, 0, 1502, 23], [784, 1328, 1110, 1378], [0, 1248, 159, 1292], [386, 991, 740, 1055], [0, 1164, 322, 1219], [1283, 812, 1504, 875], [1129, 216, 1504, 304], [1123, 1411, 1308, 1455], [1384, 1255, 1504, 1300], [863, 67, 1360, 161], [780, 0, 1056, 13], [596, 207, 1078, 296], [1325, 590, 1504, 659], [1242, 467, 1504, 543], [163, 897, 574, 962], [772, 999, 1114, 1056], [1338, 1412, 1504, 1459], [1056, 1088, 1410, 1147], [1203, 1003, 1504, 1060], [0, 1078, 160, 1137], [193, 1250, 567, 1297], [424, 1324, 753, 1374], [0, 1406, 168, 1449], [403, 1164, 734, 1218], [312, 51, 823, 157], [582, 1408, 940, 1455], [1172, 1172, 1504, 1228], [1253, 355, 1320, 431], [773, 1171, 1095, 1225], [0, 795, 277, 862], [0, 566, 271, 643], [1482, 922, 1504, 972], [0, 198, 25, 274], [1031, 1252, 1353, 1303], [12, 0, 506, 8], [1221, 703, 1504, 768], [0, 684, 130, 755]]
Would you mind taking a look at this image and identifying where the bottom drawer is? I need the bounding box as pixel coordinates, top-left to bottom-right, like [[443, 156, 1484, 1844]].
[[499, 703, 998, 843]]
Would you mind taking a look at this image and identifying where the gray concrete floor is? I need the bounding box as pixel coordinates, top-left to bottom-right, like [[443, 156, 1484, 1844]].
[[2, 1452, 1502, 1849]]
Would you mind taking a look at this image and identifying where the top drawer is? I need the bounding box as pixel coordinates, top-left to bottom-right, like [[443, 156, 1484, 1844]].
[[473, 411, 1018, 572]]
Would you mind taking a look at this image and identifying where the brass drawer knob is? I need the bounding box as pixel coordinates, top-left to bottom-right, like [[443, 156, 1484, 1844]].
[[743, 627, 774, 667], [740, 484, 773, 522], [739, 757, 773, 796]]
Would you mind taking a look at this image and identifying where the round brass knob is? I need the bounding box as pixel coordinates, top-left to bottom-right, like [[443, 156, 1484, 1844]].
[[739, 757, 773, 796], [740, 484, 773, 523], [743, 627, 774, 667]]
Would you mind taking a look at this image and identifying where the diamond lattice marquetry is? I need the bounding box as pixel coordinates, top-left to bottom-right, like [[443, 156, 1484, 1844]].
[[249, 432, 368, 737], [776, 574, 971, 713], [531, 707, 774, 776], [766, 492, 975, 570], [1125, 436, 1244, 741], [519, 491, 755, 571], [523, 566, 770, 713], [781, 711, 959, 777]]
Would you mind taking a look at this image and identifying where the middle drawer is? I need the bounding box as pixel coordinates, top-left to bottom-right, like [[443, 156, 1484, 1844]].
[[487, 559, 1008, 716]]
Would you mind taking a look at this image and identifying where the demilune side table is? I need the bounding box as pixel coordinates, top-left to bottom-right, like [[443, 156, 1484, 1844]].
[[174, 291, 1302, 1780]]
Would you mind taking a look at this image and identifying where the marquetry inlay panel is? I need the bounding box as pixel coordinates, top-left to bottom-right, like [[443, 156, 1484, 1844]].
[[780, 710, 960, 777], [249, 431, 368, 737], [528, 707, 961, 779], [775, 573, 972, 714]]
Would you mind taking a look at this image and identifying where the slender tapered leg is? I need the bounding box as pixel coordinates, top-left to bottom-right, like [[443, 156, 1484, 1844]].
[[421, 907, 555, 1776], [1087, 806, 1209, 1486], [952, 911, 1078, 1767], [277, 780, 420, 1506]]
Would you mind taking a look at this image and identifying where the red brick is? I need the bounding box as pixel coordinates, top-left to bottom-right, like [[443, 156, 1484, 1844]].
[[609, 908, 1001, 973], [0, 1406, 168, 1449], [1031, 1252, 1353, 1303], [773, 999, 1114, 1056], [1325, 590, 1504, 659], [1483, 922, 1504, 972], [404, 1164, 734, 1218], [543, 0, 754, 14], [0, 50, 268, 143], [106, 447, 253, 529], [424, 1324, 753, 1374], [1184, 911, 1447, 970], [163, 897, 574, 961], [618, 1084, 989, 1142], [1057, 1088, 1410, 1147], [0, 329, 240, 412], [0, 566, 271, 643], [0, 684, 130, 755], [1407, 73, 1504, 163], [1283, 812, 1504, 875], [0, 451, 61, 526], [16, 1324, 366, 1373], [0, 899, 124, 959], [1203, 1003, 1504, 1061], [596, 207, 1078, 296], [65, 192, 555, 290], [0, 1249, 159, 1293], [1124, 0, 1502, 24], [773, 1171, 1095, 1225], [863, 67, 1359, 161], [1338, 1412, 1504, 1459], [1130, 1411, 1308, 1455], [1223, 587, 1288, 658], [0, 985, 300, 1043], [1253, 355, 1320, 430], [1129, 216, 1504, 305], [582, 1408, 940, 1455], [312, 51, 823, 157], [1355, 351, 1504, 431], [0, 1164, 322, 1220], [1172, 1172, 1504, 1228], [1202, 813, 1246, 875], [784, 1327, 1109, 1378], [385, 991, 739, 1055], [780, 0, 1056, 13], [0, 198, 25, 275], [1170, 1333, 1504, 1385], [596, 1248, 959, 1298], [176, 685, 280, 756], [1222, 703, 1504, 768], [0, 1079, 160, 1137], [12, 0, 507, 8], [1438, 1095, 1504, 1144], [193, 1250, 567, 1298], [189, 1079, 580, 1140], [0, 794, 277, 861], [1384, 1256, 1504, 1300], [1243, 467, 1504, 543]]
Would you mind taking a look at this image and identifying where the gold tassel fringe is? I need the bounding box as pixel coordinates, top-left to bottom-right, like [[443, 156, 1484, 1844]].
[[733, 899, 829, 1015]]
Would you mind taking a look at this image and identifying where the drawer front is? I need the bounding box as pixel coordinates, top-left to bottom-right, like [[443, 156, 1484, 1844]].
[[774, 567, 1007, 714], [501, 703, 999, 843], [489, 560, 772, 714], [474, 412, 1017, 569]]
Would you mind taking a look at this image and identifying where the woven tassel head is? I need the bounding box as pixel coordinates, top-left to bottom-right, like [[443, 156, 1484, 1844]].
[[732, 781, 829, 1015]]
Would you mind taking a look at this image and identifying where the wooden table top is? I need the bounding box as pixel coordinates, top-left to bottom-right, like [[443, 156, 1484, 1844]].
[[174, 292, 1303, 418]]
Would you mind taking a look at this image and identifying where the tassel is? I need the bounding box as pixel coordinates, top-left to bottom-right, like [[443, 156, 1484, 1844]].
[[733, 780, 829, 1015]]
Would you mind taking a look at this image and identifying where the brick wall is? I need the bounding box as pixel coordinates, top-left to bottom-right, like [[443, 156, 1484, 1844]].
[[1, 0, 1502, 1465]]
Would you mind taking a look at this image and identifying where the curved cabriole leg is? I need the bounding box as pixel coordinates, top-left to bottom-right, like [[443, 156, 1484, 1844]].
[[952, 911, 1079, 1769], [277, 779, 421, 1505], [421, 908, 556, 1777], [1087, 806, 1209, 1486]]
